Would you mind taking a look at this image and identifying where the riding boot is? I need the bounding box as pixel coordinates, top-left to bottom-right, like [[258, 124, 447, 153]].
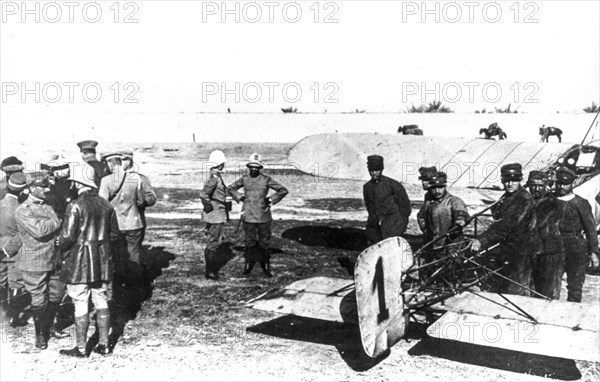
[[242, 247, 255, 275], [60, 315, 89, 358], [259, 248, 273, 278], [204, 249, 217, 279], [93, 308, 111, 355], [47, 301, 69, 339], [242, 260, 255, 275], [31, 306, 48, 349], [0, 287, 8, 323], [8, 288, 29, 328]]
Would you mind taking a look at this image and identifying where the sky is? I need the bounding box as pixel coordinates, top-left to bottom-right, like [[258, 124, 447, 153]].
[[0, 0, 599, 119]]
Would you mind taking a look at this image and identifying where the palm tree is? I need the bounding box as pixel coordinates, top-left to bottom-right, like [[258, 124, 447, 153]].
[[406, 100, 453, 113], [583, 101, 599, 113]]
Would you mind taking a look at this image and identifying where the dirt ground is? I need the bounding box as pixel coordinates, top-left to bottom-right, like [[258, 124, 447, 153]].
[[1, 142, 599, 381]]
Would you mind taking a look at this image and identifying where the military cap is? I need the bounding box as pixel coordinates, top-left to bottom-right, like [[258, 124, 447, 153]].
[[500, 163, 523, 181], [367, 155, 384, 171], [77, 140, 99, 153], [527, 170, 549, 184], [555, 166, 577, 185], [427, 172, 448, 188], [103, 152, 122, 161], [119, 150, 134, 159], [247, 153, 264, 169], [7, 172, 27, 190], [418, 166, 437, 180], [1, 156, 24, 172]]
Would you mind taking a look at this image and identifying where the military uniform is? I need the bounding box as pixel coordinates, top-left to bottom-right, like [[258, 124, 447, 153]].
[[527, 171, 566, 300], [199, 168, 230, 279], [228, 153, 288, 276], [77, 140, 109, 187], [477, 164, 535, 296], [363, 162, 411, 245], [417, 190, 469, 247], [0, 156, 25, 201], [57, 183, 119, 357], [99, 163, 145, 284], [15, 186, 64, 349]]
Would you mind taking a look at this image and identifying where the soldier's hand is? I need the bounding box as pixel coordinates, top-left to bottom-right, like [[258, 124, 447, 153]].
[[203, 203, 214, 213], [240, 196, 246, 203], [589, 252, 600, 270], [265, 198, 272, 206], [471, 239, 482, 252]]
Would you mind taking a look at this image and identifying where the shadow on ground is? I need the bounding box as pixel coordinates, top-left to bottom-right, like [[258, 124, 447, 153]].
[[247, 315, 388, 372], [408, 336, 582, 380], [281, 226, 368, 251], [104, 245, 176, 353]]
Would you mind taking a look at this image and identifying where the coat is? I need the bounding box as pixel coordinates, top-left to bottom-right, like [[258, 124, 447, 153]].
[[228, 174, 288, 223], [530, 192, 565, 256], [559, 194, 599, 253], [57, 190, 119, 284], [363, 175, 411, 227], [0, 193, 22, 257], [87, 159, 110, 188], [479, 188, 535, 255], [199, 171, 229, 224], [15, 197, 61, 272], [417, 191, 469, 242], [99, 166, 144, 231]]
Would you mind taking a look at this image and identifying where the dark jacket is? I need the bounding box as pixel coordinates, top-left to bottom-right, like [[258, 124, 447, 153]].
[[87, 159, 110, 188], [363, 175, 411, 227], [199, 170, 230, 224], [57, 190, 119, 284], [530, 192, 565, 256], [48, 177, 78, 220], [1, 193, 22, 257], [15, 197, 61, 272], [479, 188, 535, 251], [559, 194, 599, 253], [417, 191, 469, 242]]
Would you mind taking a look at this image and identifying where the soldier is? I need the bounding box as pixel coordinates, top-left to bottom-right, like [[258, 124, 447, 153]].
[[15, 177, 64, 349], [119, 150, 157, 244], [0, 173, 27, 324], [99, 153, 145, 285], [527, 171, 566, 300], [56, 165, 119, 357], [42, 154, 78, 219], [417, 172, 469, 253], [554, 166, 600, 302], [77, 140, 109, 187], [362, 155, 411, 245], [471, 163, 535, 296], [198, 150, 233, 280], [228, 153, 288, 277], [1, 156, 25, 200]]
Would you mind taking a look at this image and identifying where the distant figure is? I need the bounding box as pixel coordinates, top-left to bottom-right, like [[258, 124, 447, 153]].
[[479, 123, 507, 140], [397, 125, 424, 135], [227, 108, 231, 113], [539, 125, 562, 143]]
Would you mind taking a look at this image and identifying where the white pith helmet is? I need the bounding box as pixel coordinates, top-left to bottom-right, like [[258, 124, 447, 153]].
[[208, 150, 226, 167]]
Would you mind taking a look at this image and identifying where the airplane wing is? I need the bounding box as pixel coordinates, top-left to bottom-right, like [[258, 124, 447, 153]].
[[427, 291, 600, 362]]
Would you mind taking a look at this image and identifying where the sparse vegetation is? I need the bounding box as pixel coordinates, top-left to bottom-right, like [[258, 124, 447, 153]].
[[352, 108, 366, 114], [583, 101, 599, 113], [281, 106, 298, 113], [494, 103, 519, 114], [406, 100, 453, 113]]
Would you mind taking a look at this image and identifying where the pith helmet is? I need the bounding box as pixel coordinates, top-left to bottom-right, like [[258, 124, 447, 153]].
[[69, 164, 98, 189], [247, 153, 263, 169], [208, 150, 227, 167]]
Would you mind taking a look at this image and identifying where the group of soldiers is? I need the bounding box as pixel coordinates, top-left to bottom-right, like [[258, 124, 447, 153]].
[[199, 151, 288, 279], [362, 155, 599, 302], [0, 140, 156, 357]]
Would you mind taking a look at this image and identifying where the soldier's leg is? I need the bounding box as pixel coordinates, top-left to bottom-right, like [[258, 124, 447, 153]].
[[21, 270, 50, 349], [60, 284, 90, 358], [204, 223, 223, 279], [242, 222, 258, 274], [47, 271, 69, 338], [505, 253, 533, 297], [365, 224, 383, 246], [564, 237, 588, 303], [124, 229, 144, 285], [7, 257, 29, 327], [257, 222, 273, 277], [532, 253, 565, 300], [90, 281, 111, 355], [0, 261, 8, 322], [381, 214, 408, 238]]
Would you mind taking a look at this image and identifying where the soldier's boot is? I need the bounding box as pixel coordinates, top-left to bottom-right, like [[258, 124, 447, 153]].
[[47, 301, 69, 339], [259, 248, 273, 278], [204, 249, 218, 280], [8, 288, 29, 328], [60, 315, 89, 358], [31, 306, 48, 350], [242, 247, 255, 275], [92, 309, 112, 356]]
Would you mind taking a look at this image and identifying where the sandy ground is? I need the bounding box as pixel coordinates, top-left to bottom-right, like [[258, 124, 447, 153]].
[[1, 142, 599, 381]]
